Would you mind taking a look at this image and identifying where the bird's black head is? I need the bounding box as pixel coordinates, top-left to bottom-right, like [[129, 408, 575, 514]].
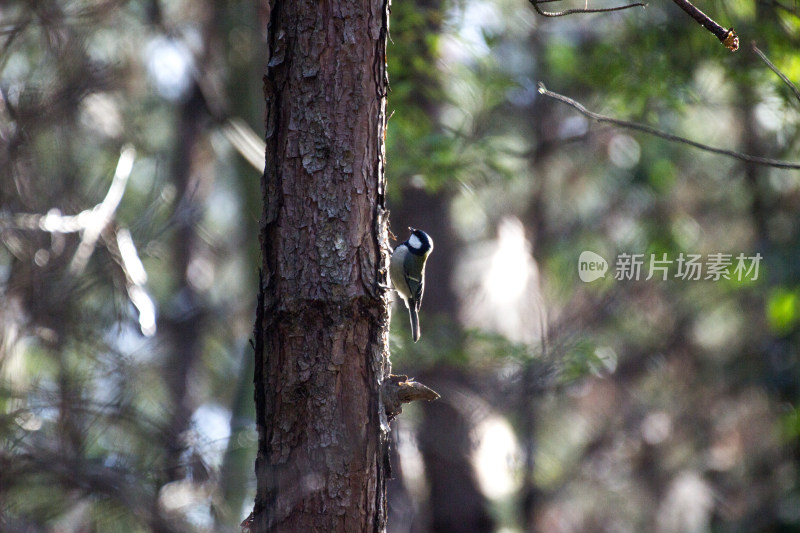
[[406, 227, 433, 256]]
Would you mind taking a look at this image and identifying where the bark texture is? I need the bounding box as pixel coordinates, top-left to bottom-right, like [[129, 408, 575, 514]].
[[253, 0, 391, 531]]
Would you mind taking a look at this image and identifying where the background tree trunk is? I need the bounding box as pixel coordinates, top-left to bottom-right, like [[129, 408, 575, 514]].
[[252, 1, 391, 531]]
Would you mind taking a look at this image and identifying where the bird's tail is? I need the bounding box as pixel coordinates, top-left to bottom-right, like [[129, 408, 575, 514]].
[[409, 307, 421, 342]]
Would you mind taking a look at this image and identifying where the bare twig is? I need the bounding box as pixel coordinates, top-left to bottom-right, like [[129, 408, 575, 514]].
[[221, 118, 266, 172], [537, 83, 800, 170], [0, 144, 156, 336], [0, 147, 138, 233], [69, 144, 136, 274], [528, 0, 645, 18], [752, 43, 800, 104], [671, 0, 738, 51], [106, 228, 157, 337]]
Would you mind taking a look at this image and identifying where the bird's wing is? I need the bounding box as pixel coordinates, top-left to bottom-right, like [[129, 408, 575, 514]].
[[404, 254, 425, 311], [414, 277, 424, 311]]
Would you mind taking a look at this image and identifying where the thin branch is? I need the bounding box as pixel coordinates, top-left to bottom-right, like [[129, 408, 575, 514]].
[[0, 146, 138, 234], [69, 144, 136, 274], [0, 144, 155, 336], [106, 228, 157, 337], [221, 118, 266, 172], [537, 83, 800, 170], [671, 0, 739, 51], [752, 42, 800, 104], [528, 0, 645, 18]]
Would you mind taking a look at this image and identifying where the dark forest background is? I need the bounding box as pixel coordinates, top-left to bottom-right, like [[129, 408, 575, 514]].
[[2, 0, 800, 531]]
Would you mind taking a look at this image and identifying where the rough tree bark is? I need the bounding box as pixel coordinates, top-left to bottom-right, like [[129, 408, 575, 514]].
[[250, 1, 393, 531]]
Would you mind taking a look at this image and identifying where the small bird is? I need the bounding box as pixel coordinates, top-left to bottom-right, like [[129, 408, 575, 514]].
[[390, 227, 433, 342]]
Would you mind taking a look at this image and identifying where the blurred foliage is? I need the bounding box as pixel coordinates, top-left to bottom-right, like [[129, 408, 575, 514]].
[[1, 0, 262, 530], [2, 0, 800, 532], [387, 0, 800, 531]]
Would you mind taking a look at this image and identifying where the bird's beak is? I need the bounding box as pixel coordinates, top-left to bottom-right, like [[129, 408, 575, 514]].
[[408, 226, 416, 232]]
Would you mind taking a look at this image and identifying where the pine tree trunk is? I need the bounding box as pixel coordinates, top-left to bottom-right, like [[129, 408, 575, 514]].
[[251, 1, 391, 531]]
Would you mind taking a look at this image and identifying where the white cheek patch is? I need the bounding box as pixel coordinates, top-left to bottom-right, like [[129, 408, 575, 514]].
[[408, 234, 422, 250]]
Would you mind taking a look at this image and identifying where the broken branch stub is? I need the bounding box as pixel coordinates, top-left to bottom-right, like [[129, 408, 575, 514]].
[[381, 374, 440, 420]]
